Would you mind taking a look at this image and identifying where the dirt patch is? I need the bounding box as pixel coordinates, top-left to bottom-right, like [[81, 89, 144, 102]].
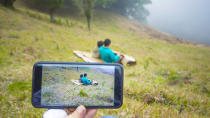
[[142, 94, 154, 104]]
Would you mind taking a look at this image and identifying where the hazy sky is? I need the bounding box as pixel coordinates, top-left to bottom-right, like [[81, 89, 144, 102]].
[[145, 0, 210, 45]]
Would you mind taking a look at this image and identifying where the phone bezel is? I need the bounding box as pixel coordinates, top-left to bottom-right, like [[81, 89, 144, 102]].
[[32, 61, 123, 109]]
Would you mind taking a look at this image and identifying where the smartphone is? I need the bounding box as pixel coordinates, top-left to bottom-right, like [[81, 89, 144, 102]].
[[32, 61, 123, 109]]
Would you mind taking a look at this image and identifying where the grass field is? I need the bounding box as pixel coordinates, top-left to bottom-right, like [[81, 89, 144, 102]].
[[41, 66, 114, 106], [0, 2, 210, 118]]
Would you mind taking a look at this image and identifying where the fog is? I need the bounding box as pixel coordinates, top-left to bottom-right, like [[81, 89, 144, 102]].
[[145, 0, 210, 45]]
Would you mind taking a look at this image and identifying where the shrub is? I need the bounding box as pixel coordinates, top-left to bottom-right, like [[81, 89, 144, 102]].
[[79, 89, 88, 97], [0, 0, 16, 8]]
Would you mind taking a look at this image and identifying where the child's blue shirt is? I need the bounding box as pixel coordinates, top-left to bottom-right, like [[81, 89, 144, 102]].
[[99, 46, 119, 63], [81, 77, 91, 85]]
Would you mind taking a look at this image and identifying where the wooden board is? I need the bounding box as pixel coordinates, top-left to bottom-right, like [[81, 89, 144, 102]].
[[71, 80, 83, 85], [73, 50, 136, 66], [73, 50, 103, 63], [71, 80, 98, 86], [114, 51, 136, 66]]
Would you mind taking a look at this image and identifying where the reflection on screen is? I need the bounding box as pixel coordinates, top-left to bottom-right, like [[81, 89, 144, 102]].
[[41, 64, 115, 106]]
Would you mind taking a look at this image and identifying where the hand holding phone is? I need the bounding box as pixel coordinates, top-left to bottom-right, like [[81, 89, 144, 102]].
[[43, 105, 97, 118], [65, 105, 97, 118], [32, 62, 123, 109]]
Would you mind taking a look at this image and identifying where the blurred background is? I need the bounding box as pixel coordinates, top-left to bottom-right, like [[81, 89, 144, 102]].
[[146, 0, 210, 45]]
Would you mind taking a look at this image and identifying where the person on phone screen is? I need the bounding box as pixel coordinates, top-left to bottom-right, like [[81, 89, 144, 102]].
[[81, 73, 92, 85], [79, 74, 83, 82], [99, 39, 123, 63]]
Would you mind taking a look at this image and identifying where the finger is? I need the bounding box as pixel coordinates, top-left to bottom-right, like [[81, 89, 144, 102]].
[[85, 109, 97, 118], [64, 108, 76, 115], [66, 105, 86, 118]]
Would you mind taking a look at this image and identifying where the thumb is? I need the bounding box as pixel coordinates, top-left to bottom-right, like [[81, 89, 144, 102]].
[[66, 105, 86, 118]]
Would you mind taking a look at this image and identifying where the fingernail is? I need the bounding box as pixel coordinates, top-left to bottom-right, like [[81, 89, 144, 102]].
[[77, 105, 85, 114]]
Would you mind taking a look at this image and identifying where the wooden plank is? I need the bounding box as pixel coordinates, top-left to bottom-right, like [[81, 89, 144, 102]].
[[71, 80, 83, 85], [73, 50, 136, 66], [71, 79, 99, 86], [73, 50, 103, 63], [114, 51, 136, 66]]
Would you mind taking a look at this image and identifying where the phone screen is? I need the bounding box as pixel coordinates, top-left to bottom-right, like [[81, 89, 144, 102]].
[[40, 64, 115, 107]]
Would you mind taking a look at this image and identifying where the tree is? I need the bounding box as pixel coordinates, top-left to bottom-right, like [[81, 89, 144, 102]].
[[0, 0, 16, 8], [100, 0, 151, 23], [95, 0, 116, 8], [34, 0, 64, 22], [82, 0, 95, 30], [73, 0, 95, 30]]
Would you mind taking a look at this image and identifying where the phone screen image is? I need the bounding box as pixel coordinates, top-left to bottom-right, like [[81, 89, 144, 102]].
[[40, 64, 115, 107]]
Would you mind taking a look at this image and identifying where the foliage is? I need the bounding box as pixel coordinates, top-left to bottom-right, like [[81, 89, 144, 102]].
[[144, 57, 153, 70], [33, 0, 64, 21], [68, 0, 151, 29], [8, 81, 31, 93], [73, 0, 95, 30], [23, 0, 151, 29], [95, 0, 116, 7], [82, 0, 94, 30], [98, 0, 152, 22], [79, 89, 88, 97], [168, 70, 181, 81], [33, 0, 63, 11], [0, 0, 16, 8], [154, 76, 165, 84]]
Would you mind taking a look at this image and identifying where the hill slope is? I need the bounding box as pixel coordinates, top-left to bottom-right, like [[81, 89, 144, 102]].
[[0, 5, 210, 118]]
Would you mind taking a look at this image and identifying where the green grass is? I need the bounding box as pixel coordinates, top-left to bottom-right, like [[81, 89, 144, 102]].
[[0, 3, 210, 118]]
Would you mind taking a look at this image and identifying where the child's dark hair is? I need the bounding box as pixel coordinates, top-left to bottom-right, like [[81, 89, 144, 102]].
[[97, 41, 104, 48], [104, 38, 111, 47], [84, 73, 87, 77], [80, 74, 83, 78]]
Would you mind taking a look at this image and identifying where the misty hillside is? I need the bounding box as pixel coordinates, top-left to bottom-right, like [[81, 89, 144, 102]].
[[0, 2, 210, 118], [57, 5, 195, 45], [146, 0, 210, 45]]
